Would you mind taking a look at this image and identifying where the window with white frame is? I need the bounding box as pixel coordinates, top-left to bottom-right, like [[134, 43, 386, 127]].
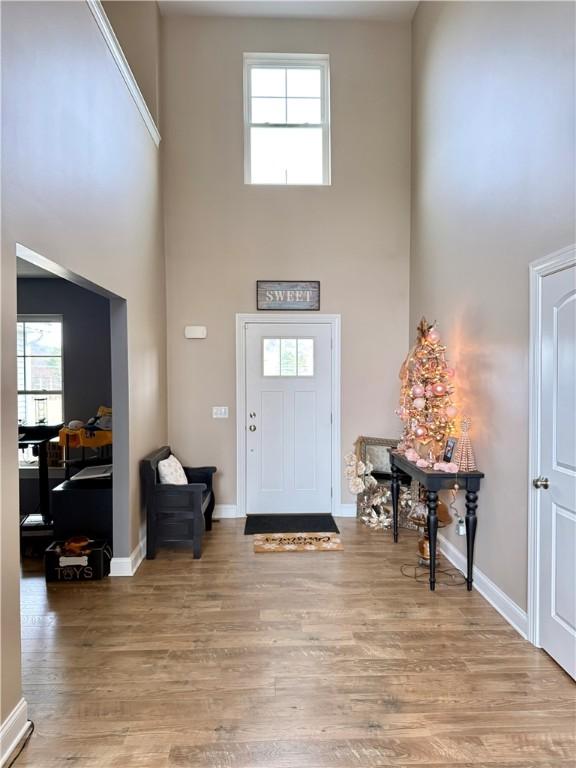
[[263, 338, 314, 377], [244, 53, 331, 186], [17, 317, 63, 425]]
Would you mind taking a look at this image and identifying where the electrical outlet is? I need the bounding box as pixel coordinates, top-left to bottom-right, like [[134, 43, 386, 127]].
[[212, 406, 228, 419], [457, 518, 466, 536]]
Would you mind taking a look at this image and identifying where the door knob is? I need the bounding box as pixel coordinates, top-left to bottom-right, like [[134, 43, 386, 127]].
[[249, 425, 256, 432], [532, 476, 550, 489]]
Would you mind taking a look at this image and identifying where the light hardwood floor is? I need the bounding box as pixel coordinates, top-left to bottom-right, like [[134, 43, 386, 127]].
[[18, 519, 575, 767]]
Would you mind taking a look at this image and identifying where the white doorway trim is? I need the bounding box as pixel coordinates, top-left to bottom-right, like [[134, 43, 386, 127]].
[[527, 244, 576, 646], [236, 313, 341, 519]]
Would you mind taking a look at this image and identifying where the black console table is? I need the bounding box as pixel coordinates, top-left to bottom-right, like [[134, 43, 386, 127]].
[[388, 450, 484, 592]]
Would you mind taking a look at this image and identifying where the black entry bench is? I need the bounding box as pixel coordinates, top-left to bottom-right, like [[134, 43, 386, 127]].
[[140, 446, 216, 559]]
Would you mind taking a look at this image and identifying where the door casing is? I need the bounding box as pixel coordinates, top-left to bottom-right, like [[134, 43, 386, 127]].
[[236, 313, 341, 519], [527, 244, 576, 646]]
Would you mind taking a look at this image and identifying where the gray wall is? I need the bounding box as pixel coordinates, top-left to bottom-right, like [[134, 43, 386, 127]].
[[2, 0, 166, 724], [162, 16, 411, 504], [411, 1, 575, 610], [17, 277, 112, 423]]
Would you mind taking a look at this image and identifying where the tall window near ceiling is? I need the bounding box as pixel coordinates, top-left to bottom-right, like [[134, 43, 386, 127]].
[[243, 53, 331, 185], [17, 317, 63, 424]]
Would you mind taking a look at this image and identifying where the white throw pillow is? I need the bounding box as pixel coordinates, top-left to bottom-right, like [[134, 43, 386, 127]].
[[158, 454, 188, 485]]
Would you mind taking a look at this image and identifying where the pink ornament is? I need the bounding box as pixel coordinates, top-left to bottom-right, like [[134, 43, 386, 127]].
[[396, 406, 409, 421], [412, 384, 425, 398], [432, 383, 446, 396], [427, 328, 440, 344], [445, 405, 458, 418], [405, 448, 420, 462], [413, 397, 426, 410], [414, 425, 428, 439], [425, 385, 433, 396], [416, 458, 430, 468], [445, 367, 455, 378], [445, 462, 459, 472]]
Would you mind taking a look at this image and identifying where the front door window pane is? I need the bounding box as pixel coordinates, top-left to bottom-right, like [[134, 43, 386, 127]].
[[280, 339, 297, 376], [297, 339, 314, 376], [263, 338, 314, 377], [263, 338, 281, 376]]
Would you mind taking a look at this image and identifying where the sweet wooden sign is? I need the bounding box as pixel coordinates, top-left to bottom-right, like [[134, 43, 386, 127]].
[[257, 281, 320, 311]]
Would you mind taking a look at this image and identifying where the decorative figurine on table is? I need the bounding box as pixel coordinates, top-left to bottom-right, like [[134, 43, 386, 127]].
[[452, 416, 477, 471]]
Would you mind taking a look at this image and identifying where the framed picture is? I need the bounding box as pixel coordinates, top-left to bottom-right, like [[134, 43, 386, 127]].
[[355, 436, 398, 475], [443, 437, 458, 462]]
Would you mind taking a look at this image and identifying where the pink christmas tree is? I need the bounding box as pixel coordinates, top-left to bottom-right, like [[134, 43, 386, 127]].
[[396, 318, 458, 460]]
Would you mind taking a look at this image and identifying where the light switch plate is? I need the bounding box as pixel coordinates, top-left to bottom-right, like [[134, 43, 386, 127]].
[[212, 406, 229, 419]]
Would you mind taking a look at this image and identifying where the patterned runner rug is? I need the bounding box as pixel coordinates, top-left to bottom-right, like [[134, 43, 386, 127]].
[[253, 532, 343, 553]]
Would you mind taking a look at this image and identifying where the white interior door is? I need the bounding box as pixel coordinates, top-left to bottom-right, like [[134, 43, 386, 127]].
[[537, 261, 576, 678], [245, 322, 332, 514]]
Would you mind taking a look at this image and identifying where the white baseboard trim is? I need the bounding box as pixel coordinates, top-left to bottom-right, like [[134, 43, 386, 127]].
[[438, 533, 528, 639], [214, 504, 243, 519], [110, 536, 146, 577], [335, 503, 356, 517], [0, 699, 31, 768]]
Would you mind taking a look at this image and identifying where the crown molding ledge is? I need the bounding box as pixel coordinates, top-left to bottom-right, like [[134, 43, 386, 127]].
[[86, 0, 161, 147]]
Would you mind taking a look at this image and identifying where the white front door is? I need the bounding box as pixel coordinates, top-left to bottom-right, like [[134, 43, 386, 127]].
[[245, 322, 332, 514], [537, 260, 576, 678]]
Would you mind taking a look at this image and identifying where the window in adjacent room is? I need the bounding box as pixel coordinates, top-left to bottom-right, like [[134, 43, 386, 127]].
[[17, 317, 64, 425], [243, 53, 331, 185]]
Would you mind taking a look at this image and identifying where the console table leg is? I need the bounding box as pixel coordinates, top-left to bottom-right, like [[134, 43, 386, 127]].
[[465, 490, 478, 591], [427, 490, 439, 591], [391, 465, 400, 543]]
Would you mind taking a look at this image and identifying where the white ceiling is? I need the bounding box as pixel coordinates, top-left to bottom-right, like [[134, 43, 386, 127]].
[[159, 1, 419, 21]]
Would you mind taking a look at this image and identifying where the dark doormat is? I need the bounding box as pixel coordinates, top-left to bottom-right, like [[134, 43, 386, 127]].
[[244, 514, 339, 535]]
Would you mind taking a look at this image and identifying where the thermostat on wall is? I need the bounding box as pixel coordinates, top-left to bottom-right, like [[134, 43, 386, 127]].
[[184, 326, 207, 339]]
